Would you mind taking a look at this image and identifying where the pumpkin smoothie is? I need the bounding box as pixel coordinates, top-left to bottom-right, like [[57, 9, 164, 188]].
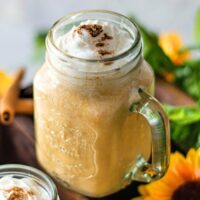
[[34, 11, 154, 197]]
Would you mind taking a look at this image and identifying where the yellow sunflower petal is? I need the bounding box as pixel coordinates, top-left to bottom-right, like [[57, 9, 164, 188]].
[[143, 181, 173, 199], [186, 148, 200, 179], [143, 197, 155, 200], [0, 70, 13, 96], [161, 153, 189, 189], [138, 185, 149, 196], [131, 197, 144, 200], [170, 152, 193, 181]]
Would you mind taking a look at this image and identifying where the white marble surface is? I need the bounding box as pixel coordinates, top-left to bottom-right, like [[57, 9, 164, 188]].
[[0, 0, 199, 84]]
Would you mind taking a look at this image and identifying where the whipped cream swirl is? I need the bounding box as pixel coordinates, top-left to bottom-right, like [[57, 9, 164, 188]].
[[55, 20, 134, 60], [0, 175, 49, 200]]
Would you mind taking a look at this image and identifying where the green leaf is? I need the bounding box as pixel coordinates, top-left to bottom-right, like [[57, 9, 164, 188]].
[[164, 104, 200, 125], [170, 122, 200, 153], [194, 7, 200, 45], [175, 59, 200, 100], [32, 31, 47, 63], [183, 59, 200, 66], [164, 104, 200, 152], [128, 16, 177, 75], [35, 31, 47, 48]]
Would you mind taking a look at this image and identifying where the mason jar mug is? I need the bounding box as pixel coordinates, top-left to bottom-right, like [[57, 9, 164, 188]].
[[34, 10, 170, 197]]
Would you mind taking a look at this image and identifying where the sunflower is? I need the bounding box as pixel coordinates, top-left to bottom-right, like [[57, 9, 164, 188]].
[[159, 32, 190, 65], [134, 148, 200, 200]]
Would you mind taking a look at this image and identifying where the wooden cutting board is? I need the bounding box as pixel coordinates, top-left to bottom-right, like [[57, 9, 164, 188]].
[[0, 79, 195, 200]]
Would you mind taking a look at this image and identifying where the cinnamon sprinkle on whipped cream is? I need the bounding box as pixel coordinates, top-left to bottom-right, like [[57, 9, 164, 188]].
[[0, 176, 49, 200], [76, 24, 103, 37], [6, 186, 34, 200], [101, 33, 113, 41], [95, 42, 105, 47], [55, 20, 134, 61], [97, 49, 112, 56]]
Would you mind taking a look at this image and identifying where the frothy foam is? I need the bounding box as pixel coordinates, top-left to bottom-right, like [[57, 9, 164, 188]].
[[0, 175, 49, 199], [55, 20, 134, 60]]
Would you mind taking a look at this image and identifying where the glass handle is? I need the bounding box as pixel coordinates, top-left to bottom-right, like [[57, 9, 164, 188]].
[[125, 88, 170, 182]]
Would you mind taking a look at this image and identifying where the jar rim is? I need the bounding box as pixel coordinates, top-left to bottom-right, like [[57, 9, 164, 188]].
[[0, 164, 58, 200], [47, 9, 142, 64]]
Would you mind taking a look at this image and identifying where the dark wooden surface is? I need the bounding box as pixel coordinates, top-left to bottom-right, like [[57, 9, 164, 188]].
[[155, 79, 194, 106], [0, 79, 195, 200]]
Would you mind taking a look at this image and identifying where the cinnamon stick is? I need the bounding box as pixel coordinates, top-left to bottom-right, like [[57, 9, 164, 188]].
[[15, 99, 33, 114], [0, 68, 25, 125], [0, 99, 33, 115]]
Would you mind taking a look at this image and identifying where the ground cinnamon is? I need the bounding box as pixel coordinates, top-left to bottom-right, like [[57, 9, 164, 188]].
[[76, 24, 103, 37], [6, 186, 34, 200], [0, 68, 25, 125]]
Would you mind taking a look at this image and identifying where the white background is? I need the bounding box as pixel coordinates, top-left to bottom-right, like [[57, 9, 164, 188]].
[[0, 0, 199, 84]]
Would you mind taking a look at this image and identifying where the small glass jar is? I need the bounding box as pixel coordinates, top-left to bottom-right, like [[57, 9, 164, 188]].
[[34, 10, 170, 197], [0, 164, 59, 200]]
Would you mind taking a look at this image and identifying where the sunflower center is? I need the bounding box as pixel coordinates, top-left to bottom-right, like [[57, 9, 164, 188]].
[[172, 181, 200, 200]]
